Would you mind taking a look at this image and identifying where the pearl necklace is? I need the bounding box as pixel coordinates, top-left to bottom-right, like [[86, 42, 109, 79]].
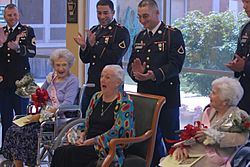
[[101, 101, 114, 117]]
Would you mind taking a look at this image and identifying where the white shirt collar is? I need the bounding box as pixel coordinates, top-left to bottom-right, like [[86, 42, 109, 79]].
[[147, 21, 161, 35], [7, 22, 19, 31]]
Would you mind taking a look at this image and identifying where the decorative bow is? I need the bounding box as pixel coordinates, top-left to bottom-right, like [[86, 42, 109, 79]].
[[166, 121, 207, 155], [31, 88, 49, 113]]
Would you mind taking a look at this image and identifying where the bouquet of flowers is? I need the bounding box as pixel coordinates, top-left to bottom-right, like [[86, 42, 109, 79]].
[[203, 111, 250, 145], [219, 112, 250, 132], [15, 73, 39, 98]]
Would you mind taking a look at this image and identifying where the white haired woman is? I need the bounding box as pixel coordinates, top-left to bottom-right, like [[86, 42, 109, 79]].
[[172, 77, 249, 167], [51, 65, 135, 167], [2, 49, 79, 167]]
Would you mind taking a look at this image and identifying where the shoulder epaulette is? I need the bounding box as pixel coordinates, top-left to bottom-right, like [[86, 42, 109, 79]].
[[165, 25, 176, 31], [116, 23, 125, 28], [90, 25, 98, 31], [22, 24, 31, 28]]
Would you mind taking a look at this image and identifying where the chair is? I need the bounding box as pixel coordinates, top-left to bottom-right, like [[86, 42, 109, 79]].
[[101, 91, 166, 167]]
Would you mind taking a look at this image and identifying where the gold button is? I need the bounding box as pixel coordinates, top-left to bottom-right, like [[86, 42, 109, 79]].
[[146, 65, 150, 68], [148, 49, 151, 52], [7, 59, 10, 62], [146, 57, 150, 60], [7, 54, 10, 57]]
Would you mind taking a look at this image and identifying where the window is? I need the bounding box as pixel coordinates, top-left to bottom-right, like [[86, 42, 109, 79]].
[[169, 0, 245, 127], [17, 0, 66, 48], [16, 0, 67, 79]]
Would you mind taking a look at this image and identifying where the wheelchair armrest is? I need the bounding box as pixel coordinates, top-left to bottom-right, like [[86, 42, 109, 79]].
[[101, 130, 153, 167], [55, 105, 82, 118], [40, 120, 54, 128], [58, 104, 81, 111]]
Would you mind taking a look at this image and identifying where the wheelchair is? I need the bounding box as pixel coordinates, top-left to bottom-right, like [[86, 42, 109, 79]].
[[0, 83, 94, 167]]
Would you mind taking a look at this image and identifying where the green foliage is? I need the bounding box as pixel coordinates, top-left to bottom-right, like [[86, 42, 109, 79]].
[[174, 11, 248, 96]]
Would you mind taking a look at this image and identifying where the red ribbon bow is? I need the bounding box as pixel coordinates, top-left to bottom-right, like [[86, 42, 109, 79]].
[[31, 88, 49, 113], [166, 121, 207, 155]]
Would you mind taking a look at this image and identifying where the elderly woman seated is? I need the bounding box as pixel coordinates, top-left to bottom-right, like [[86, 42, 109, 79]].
[[2, 48, 79, 167], [51, 65, 135, 167], [170, 77, 249, 167]]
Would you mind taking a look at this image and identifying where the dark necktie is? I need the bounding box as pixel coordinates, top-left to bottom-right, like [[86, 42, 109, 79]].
[[149, 31, 153, 38], [9, 28, 13, 34]]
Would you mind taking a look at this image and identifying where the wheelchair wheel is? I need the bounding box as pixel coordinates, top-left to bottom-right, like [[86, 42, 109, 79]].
[[52, 118, 85, 149], [0, 160, 14, 167]]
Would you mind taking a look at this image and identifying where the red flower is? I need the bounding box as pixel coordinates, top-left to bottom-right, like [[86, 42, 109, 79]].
[[243, 122, 250, 129], [31, 88, 49, 113]]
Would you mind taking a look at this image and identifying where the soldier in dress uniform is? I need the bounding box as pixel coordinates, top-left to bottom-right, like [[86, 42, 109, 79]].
[[225, 0, 250, 114], [74, 0, 130, 115], [127, 0, 185, 166], [0, 4, 36, 147]]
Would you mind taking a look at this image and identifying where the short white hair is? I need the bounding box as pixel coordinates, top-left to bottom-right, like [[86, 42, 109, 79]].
[[50, 49, 75, 68], [103, 65, 124, 84], [212, 76, 244, 106]]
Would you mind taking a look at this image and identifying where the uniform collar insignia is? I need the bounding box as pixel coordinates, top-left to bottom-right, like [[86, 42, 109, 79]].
[[166, 25, 176, 31], [158, 30, 162, 34]]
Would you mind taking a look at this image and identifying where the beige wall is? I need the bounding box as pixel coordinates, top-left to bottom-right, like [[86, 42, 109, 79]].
[[66, 0, 86, 85]]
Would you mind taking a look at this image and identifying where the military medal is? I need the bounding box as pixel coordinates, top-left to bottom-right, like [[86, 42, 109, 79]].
[[241, 33, 248, 43], [135, 41, 145, 49], [104, 37, 109, 44], [154, 41, 166, 51], [158, 43, 162, 51]]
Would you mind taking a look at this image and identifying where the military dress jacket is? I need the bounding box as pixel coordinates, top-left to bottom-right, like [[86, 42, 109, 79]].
[[0, 23, 36, 90], [234, 20, 250, 113], [127, 22, 185, 108], [79, 19, 130, 96]]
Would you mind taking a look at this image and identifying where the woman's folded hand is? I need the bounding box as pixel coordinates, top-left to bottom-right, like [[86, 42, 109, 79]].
[[173, 147, 188, 161]]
